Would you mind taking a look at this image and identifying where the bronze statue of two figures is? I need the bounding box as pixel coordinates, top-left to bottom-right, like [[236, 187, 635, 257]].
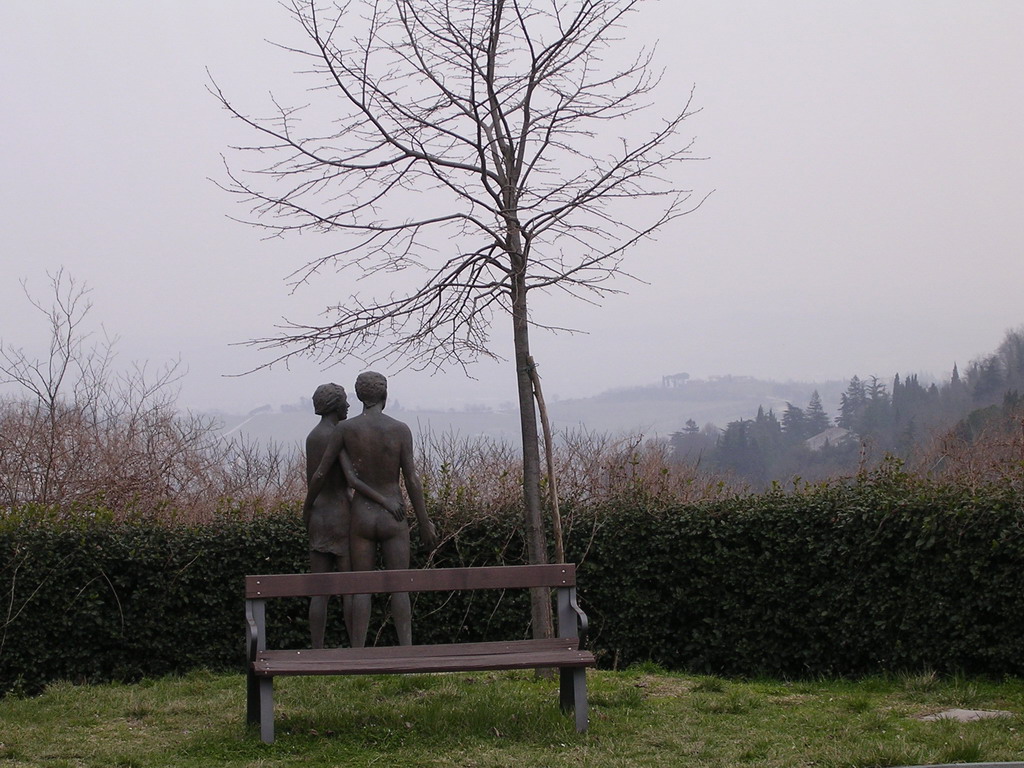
[[303, 372, 437, 649]]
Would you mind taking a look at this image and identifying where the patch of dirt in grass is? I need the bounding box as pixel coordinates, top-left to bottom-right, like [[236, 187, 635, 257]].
[[629, 675, 695, 698], [769, 693, 818, 707], [913, 707, 1015, 722]]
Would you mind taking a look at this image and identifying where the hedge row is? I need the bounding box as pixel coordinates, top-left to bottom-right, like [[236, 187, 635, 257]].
[[582, 471, 1024, 676], [0, 507, 530, 695], [2, 466, 1024, 693]]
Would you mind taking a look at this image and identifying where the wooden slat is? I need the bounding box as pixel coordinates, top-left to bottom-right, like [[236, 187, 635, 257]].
[[257, 638, 580, 663], [252, 649, 596, 677], [245, 564, 576, 599]]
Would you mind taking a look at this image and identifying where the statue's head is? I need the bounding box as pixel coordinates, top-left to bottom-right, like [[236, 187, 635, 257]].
[[312, 383, 348, 418], [355, 371, 388, 407]]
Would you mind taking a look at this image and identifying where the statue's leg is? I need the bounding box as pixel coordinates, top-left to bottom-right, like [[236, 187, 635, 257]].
[[308, 550, 333, 649], [349, 532, 377, 649], [381, 527, 412, 645], [335, 500, 353, 646], [335, 545, 353, 646]]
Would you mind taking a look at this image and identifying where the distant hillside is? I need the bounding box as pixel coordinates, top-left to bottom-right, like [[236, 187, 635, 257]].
[[218, 375, 848, 446], [679, 328, 1024, 488], [552, 376, 847, 436]]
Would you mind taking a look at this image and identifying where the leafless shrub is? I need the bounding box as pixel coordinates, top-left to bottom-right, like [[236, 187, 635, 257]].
[[416, 431, 523, 544], [911, 406, 1024, 494], [0, 272, 304, 522], [219, 436, 306, 513], [416, 426, 734, 530], [553, 428, 733, 507], [0, 390, 307, 523]]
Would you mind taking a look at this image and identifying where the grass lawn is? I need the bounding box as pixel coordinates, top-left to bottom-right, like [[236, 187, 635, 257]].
[[2, 667, 1024, 767]]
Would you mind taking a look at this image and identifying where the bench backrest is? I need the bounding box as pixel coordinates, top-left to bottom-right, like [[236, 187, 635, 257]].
[[245, 564, 577, 599]]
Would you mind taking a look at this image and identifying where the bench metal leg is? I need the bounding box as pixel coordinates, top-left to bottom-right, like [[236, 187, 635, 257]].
[[247, 670, 276, 743], [259, 677, 275, 744], [246, 670, 259, 725], [559, 667, 589, 732]]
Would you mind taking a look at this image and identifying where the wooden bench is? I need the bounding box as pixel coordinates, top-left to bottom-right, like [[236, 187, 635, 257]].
[[245, 563, 595, 743]]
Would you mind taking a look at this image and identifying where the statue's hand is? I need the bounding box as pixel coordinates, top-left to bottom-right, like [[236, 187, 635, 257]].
[[420, 520, 438, 551], [385, 498, 406, 521]]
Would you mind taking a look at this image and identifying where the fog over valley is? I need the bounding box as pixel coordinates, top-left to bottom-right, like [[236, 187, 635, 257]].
[[2, 1, 1022, 446]]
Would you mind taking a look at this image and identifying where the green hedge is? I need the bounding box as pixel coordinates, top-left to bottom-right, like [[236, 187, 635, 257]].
[[2, 467, 1023, 694], [0, 512, 305, 694], [577, 469, 1024, 676], [0, 508, 534, 695]]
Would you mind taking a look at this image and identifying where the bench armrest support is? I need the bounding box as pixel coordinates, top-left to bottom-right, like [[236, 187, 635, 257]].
[[246, 598, 266, 662], [556, 585, 589, 649]]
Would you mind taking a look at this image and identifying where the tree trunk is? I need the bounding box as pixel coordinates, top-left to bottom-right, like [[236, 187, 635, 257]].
[[512, 271, 553, 641]]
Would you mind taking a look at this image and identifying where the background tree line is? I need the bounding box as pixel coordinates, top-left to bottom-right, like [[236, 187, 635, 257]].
[[671, 327, 1024, 487]]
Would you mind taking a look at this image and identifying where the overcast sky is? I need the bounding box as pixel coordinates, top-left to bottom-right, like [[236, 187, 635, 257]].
[[2, 1, 1022, 415]]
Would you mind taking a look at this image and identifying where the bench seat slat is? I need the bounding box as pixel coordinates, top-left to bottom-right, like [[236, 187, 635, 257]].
[[257, 637, 579, 662], [253, 649, 595, 676]]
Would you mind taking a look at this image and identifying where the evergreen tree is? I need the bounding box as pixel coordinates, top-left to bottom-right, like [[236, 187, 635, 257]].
[[805, 390, 831, 435], [970, 356, 1004, 404], [750, 406, 783, 469], [942, 362, 971, 423], [781, 403, 808, 444], [866, 375, 889, 404], [861, 376, 893, 444], [670, 418, 714, 462], [715, 418, 765, 483], [996, 328, 1024, 391], [890, 372, 932, 454], [837, 376, 867, 431]]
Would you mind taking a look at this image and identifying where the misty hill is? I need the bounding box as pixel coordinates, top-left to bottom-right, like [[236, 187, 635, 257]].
[[683, 328, 1024, 488], [217, 375, 848, 447], [551, 376, 847, 436]]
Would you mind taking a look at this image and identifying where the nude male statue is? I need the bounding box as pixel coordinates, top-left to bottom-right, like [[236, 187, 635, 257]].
[[304, 371, 437, 647], [303, 383, 391, 648]]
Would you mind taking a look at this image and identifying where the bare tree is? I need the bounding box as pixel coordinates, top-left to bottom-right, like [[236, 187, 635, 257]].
[[213, 0, 701, 637], [0, 271, 113, 506], [0, 272, 306, 519]]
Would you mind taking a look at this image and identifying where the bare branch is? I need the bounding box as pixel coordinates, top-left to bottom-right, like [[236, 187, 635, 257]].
[[211, 0, 703, 372], [214, 1, 704, 629]]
